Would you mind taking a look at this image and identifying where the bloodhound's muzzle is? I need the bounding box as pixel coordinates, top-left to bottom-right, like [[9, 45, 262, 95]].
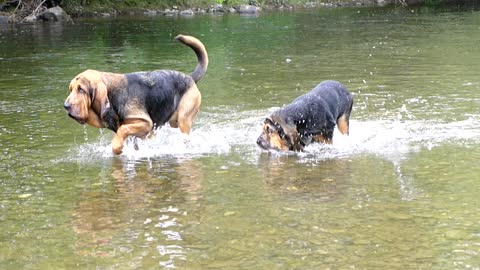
[[64, 34, 208, 155], [257, 80, 353, 152]]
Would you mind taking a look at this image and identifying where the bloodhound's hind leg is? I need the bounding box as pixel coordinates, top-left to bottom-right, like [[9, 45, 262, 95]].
[[170, 85, 201, 135], [111, 119, 153, 155]]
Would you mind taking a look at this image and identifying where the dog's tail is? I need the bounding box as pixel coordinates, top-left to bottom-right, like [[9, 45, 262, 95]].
[[175, 34, 209, 83]]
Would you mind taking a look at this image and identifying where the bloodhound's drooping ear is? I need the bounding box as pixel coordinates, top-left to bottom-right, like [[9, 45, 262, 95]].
[[264, 117, 275, 126], [269, 114, 301, 151], [92, 80, 110, 119], [282, 123, 301, 151], [68, 70, 111, 129]]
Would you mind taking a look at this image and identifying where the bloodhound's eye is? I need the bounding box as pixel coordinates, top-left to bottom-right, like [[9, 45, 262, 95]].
[[78, 87, 86, 94]]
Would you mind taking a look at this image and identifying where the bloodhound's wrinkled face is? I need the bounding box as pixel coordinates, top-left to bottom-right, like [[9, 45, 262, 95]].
[[64, 72, 95, 124], [64, 70, 107, 125], [256, 118, 291, 151]]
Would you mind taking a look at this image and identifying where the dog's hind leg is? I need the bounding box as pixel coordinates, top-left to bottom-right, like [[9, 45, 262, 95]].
[[337, 114, 350, 135], [173, 85, 201, 134], [337, 99, 353, 135]]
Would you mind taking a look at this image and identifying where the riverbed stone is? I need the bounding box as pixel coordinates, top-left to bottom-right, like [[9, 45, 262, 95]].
[[180, 9, 194, 16], [38, 6, 72, 22], [163, 8, 178, 16], [0, 15, 9, 23], [23, 14, 38, 22], [375, 0, 389, 6], [208, 4, 225, 13], [144, 9, 158, 16], [238, 4, 260, 14], [304, 2, 318, 8]]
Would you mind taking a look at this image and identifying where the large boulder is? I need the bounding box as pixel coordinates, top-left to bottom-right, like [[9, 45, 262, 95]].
[[37, 6, 72, 22]]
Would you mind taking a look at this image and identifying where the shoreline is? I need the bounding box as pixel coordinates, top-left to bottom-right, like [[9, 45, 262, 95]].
[[60, 1, 392, 18], [0, 0, 413, 23], [1, 0, 478, 23]]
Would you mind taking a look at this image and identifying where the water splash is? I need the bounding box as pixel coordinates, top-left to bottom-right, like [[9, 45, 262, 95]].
[[71, 109, 480, 163], [311, 117, 480, 160]]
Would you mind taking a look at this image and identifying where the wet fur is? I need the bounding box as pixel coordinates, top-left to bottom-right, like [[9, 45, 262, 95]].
[[257, 80, 353, 151], [64, 35, 208, 155]]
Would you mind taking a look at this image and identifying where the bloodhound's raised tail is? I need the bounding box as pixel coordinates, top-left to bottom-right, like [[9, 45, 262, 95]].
[[64, 35, 208, 155]]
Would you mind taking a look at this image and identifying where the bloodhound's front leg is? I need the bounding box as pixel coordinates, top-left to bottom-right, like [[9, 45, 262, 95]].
[[111, 119, 153, 155]]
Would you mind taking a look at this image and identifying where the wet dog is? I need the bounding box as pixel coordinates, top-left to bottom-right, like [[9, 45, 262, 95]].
[[64, 35, 208, 155], [257, 80, 353, 151]]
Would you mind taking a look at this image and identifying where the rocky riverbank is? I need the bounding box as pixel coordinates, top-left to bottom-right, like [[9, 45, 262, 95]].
[[0, 0, 439, 23]]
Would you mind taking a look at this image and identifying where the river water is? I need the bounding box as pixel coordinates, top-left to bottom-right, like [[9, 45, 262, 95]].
[[1, 7, 480, 269]]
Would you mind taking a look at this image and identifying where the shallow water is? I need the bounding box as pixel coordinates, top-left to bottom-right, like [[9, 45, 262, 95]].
[[1, 7, 480, 269]]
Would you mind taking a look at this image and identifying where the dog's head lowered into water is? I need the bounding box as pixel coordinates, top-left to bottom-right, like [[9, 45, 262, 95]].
[[257, 80, 353, 152]]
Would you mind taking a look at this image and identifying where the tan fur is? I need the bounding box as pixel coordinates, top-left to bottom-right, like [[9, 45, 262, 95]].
[[67, 70, 126, 128], [337, 114, 349, 135], [257, 80, 352, 152], [65, 35, 208, 155], [312, 134, 332, 144], [168, 84, 201, 134], [268, 133, 290, 151], [258, 122, 290, 151], [111, 119, 153, 155], [270, 115, 303, 149], [67, 70, 199, 154]]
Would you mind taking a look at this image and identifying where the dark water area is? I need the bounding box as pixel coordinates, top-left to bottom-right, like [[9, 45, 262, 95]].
[[1, 7, 480, 269]]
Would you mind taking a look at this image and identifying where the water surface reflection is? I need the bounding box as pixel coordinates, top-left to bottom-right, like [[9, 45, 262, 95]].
[[1, 7, 480, 270]]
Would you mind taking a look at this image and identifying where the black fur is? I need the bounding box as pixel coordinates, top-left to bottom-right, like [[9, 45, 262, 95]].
[[270, 80, 352, 149], [102, 70, 193, 132]]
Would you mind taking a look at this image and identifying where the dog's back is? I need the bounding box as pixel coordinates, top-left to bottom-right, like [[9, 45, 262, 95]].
[[118, 71, 193, 126], [311, 80, 352, 122], [257, 80, 353, 151], [279, 80, 352, 143]]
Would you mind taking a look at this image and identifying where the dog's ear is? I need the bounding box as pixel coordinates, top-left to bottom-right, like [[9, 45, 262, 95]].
[[282, 123, 300, 151], [264, 117, 275, 126], [92, 81, 111, 119]]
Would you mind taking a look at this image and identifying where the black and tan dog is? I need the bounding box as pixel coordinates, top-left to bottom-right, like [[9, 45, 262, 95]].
[[64, 34, 208, 155], [257, 80, 353, 152]]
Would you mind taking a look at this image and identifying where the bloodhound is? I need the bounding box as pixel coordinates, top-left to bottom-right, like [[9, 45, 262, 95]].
[[257, 80, 353, 152], [64, 34, 208, 155]]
